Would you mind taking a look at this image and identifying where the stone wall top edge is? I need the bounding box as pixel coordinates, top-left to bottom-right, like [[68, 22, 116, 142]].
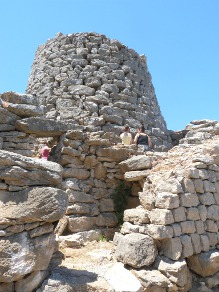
[[39, 31, 144, 59]]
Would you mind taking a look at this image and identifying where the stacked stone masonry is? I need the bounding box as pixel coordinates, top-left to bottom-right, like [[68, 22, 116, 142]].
[[114, 124, 219, 291], [1, 31, 219, 290], [26, 32, 172, 151]]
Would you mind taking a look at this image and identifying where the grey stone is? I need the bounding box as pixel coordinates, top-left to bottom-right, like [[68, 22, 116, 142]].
[[155, 256, 189, 287], [15, 117, 67, 137], [0, 187, 68, 223], [187, 250, 219, 277], [115, 233, 157, 268], [0, 232, 55, 282], [119, 155, 152, 172], [161, 237, 182, 260]]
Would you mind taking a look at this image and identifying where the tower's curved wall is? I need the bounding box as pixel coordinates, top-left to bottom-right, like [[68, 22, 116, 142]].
[[26, 32, 171, 150]]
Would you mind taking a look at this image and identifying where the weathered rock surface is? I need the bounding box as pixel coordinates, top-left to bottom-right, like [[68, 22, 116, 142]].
[[0, 150, 63, 186], [119, 155, 153, 172], [187, 250, 219, 277], [0, 187, 68, 223], [26, 32, 172, 151], [105, 262, 143, 292], [15, 117, 70, 137], [0, 232, 55, 282], [115, 233, 157, 268]]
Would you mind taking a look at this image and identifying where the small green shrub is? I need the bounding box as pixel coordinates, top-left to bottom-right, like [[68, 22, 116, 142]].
[[112, 180, 131, 226], [98, 234, 108, 242]]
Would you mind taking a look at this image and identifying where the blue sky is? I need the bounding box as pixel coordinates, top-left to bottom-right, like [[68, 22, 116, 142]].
[[0, 0, 218, 131]]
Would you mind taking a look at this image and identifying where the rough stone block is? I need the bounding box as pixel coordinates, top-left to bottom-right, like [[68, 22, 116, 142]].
[[200, 234, 210, 251], [180, 221, 196, 234], [186, 207, 200, 220], [206, 232, 218, 246], [120, 222, 140, 234], [105, 263, 142, 292], [139, 191, 155, 211], [115, 233, 157, 268], [190, 233, 202, 254], [123, 207, 150, 224], [68, 216, 96, 233], [161, 237, 182, 260], [15, 270, 49, 292], [171, 223, 182, 237], [187, 168, 199, 179], [179, 193, 199, 207], [149, 209, 174, 225], [193, 178, 204, 193], [207, 205, 219, 220], [203, 180, 216, 193], [96, 213, 118, 227], [199, 192, 216, 205], [182, 178, 195, 193], [180, 234, 193, 258], [155, 178, 183, 194], [141, 224, 173, 240], [155, 192, 179, 209], [119, 155, 152, 172], [205, 220, 218, 232], [99, 198, 114, 212], [172, 207, 186, 222], [198, 204, 207, 221], [0, 232, 55, 282], [187, 250, 219, 277], [195, 220, 205, 234], [155, 256, 189, 287], [133, 269, 170, 291]]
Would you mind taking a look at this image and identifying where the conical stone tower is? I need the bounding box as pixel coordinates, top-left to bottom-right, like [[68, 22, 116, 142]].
[[26, 32, 171, 150]]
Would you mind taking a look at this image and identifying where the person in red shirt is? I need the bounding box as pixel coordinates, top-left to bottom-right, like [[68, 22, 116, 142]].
[[41, 142, 51, 160]]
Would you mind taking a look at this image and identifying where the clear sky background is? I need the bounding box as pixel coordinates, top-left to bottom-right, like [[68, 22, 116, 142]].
[[0, 0, 218, 131]]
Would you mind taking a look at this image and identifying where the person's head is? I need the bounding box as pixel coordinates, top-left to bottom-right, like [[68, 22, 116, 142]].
[[123, 125, 130, 132], [138, 125, 145, 133]]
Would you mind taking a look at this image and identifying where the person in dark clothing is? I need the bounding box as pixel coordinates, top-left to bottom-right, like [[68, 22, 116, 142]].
[[134, 125, 152, 151]]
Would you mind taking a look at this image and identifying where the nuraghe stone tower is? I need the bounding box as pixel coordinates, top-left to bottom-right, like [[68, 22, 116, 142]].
[[26, 32, 172, 151]]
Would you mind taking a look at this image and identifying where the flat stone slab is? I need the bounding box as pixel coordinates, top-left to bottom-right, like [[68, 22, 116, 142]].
[[15, 117, 68, 137], [124, 170, 150, 181], [104, 262, 143, 292]]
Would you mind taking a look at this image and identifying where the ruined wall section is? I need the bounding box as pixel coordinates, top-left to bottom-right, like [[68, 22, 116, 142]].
[[57, 130, 145, 237], [113, 133, 219, 291], [26, 32, 171, 151]]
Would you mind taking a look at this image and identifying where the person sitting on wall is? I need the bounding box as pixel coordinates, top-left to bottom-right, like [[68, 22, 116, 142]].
[[134, 125, 152, 151], [0, 98, 9, 109], [41, 141, 51, 160], [120, 125, 133, 145]]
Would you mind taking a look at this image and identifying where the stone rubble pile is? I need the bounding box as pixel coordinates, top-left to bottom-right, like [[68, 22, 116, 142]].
[[26, 32, 172, 151], [113, 136, 219, 291]]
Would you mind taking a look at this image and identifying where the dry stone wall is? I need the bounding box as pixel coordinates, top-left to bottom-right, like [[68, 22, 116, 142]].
[[26, 32, 172, 151], [57, 130, 147, 238], [0, 150, 68, 291], [114, 127, 219, 291], [1, 31, 219, 290], [0, 93, 68, 291]]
